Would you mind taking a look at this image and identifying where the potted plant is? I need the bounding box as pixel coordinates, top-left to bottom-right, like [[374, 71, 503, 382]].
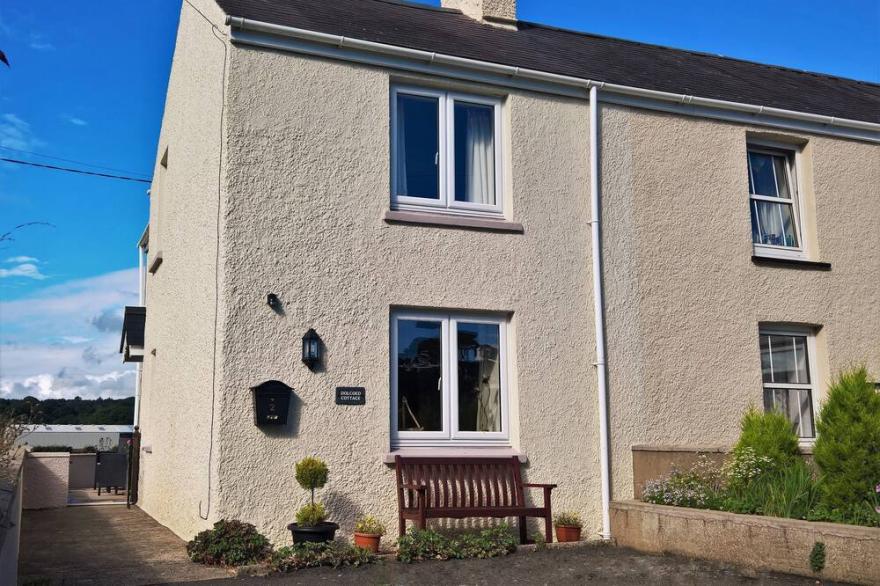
[[554, 512, 583, 543], [353, 516, 386, 553], [287, 457, 338, 543]]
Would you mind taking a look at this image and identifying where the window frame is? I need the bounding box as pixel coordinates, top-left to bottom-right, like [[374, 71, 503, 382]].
[[747, 142, 807, 261], [758, 325, 820, 442], [390, 310, 510, 448], [391, 85, 504, 218]]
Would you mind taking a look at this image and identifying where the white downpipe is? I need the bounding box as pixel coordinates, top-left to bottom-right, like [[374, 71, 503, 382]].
[[590, 86, 612, 540], [226, 16, 880, 136], [133, 242, 144, 428]]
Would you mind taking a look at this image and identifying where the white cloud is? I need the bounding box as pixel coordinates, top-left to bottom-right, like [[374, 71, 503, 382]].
[[0, 113, 44, 151], [64, 116, 87, 127], [29, 41, 54, 51], [4, 256, 38, 263], [0, 262, 46, 279], [0, 268, 139, 400]]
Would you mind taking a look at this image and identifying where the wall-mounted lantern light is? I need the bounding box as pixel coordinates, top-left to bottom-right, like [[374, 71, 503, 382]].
[[302, 328, 321, 370], [267, 293, 281, 311], [251, 380, 292, 426]]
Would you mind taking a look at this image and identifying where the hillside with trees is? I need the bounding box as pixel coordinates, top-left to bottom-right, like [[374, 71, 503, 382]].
[[0, 396, 134, 425]]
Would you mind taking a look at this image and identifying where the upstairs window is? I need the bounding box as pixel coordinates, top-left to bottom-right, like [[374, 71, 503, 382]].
[[759, 328, 817, 439], [392, 86, 503, 216], [747, 146, 805, 259]]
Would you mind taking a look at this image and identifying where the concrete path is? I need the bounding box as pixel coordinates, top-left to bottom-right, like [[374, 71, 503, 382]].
[[19, 504, 230, 585]]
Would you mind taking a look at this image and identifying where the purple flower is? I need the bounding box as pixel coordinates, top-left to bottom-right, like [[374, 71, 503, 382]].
[[876, 483, 880, 494]]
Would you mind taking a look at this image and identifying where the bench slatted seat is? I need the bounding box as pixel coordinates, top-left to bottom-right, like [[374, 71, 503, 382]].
[[395, 455, 557, 544]]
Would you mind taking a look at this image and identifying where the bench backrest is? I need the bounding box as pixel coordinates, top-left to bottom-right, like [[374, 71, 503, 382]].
[[395, 456, 524, 510]]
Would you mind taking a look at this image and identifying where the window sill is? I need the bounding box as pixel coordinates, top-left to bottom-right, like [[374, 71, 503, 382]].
[[751, 255, 831, 271], [383, 447, 527, 465], [384, 210, 524, 233]]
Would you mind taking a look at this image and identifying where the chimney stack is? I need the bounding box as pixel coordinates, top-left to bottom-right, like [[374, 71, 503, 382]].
[[441, 0, 517, 26]]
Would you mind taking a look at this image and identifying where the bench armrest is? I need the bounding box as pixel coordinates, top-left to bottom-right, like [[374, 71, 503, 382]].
[[523, 483, 558, 490]]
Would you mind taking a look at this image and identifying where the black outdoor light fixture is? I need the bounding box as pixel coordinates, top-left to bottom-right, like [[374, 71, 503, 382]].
[[251, 380, 292, 426], [302, 328, 321, 369], [267, 293, 281, 311]]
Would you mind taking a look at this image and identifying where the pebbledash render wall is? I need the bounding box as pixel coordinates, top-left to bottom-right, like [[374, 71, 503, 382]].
[[137, 0, 229, 540], [212, 46, 600, 545], [602, 104, 880, 499], [138, 1, 880, 546]]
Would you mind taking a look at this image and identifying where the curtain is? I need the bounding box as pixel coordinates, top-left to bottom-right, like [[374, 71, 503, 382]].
[[463, 106, 495, 205], [475, 345, 501, 432], [395, 98, 408, 196]]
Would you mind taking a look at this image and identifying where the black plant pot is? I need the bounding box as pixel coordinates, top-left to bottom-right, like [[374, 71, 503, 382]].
[[287, 521, 339, 544]]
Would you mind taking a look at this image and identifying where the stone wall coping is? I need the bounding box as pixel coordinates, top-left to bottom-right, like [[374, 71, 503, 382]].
[[631, 445, 728, 453], [26, 452, 70, 459], [611, 500, 880, 539]]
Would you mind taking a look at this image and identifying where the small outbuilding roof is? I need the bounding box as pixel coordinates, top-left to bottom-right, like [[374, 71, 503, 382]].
[[215, 0, 880, 125]]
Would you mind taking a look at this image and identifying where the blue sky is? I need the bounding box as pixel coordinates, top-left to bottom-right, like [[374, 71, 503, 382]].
[[0, 0, 877, 400]]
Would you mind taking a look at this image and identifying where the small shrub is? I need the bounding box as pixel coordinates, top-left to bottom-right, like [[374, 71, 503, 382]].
[[186, 520, 272, 567], [732, 407, 799, 476], [722, 446, 775, 489], [354, 515, 386, 536], [295, 457, 329, 501], [295, 503, 326, 527], [642, 457, 724, 509], [809, 542, 826, 573], [396, 525, 517, 563], [814, 367, 880, 511], [809, 501, 880, 527], [553, 512, 583, 528], [270, 542, 374, 572]]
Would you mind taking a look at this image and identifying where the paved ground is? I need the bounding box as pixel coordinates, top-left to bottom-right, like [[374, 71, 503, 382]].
[[20, 506, 839, 585], [19, 505, 230, 585], [188, 545, 839, 586]]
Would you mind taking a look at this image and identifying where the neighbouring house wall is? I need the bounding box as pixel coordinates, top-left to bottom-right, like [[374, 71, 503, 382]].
[[137, 0, 229, 540], [213, 47, 600, 545], [602, 103, 880, 501], [23, 453, 69, 509]]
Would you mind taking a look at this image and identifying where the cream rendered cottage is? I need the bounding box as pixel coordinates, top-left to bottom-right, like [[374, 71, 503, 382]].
[[120, 0, 880, 544]]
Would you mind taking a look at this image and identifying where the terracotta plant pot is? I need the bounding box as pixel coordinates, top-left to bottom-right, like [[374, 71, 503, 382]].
[[555, 525, 582, 543], [353, 532, 382, 553]]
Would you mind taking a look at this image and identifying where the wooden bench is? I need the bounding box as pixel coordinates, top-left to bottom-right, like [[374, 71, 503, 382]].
[[395, 455, 557, 543]]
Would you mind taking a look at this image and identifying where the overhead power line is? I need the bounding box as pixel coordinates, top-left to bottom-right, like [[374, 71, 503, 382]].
[[0, 145, 150, 177], [0, 157, 152, 184]]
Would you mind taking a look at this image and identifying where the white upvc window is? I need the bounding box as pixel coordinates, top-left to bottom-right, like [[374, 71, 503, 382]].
[[391, 311, 510, 447], [747, 143, 806, 260], [759, 326, 818, 440], [391, 86, 504, 217]]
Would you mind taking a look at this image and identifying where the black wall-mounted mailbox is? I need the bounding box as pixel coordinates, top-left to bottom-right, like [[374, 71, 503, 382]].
[[251, 380, 292, 426]]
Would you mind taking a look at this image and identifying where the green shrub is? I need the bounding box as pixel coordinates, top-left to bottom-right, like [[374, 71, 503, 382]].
[[295, 457, 328, 499], [809, 501, 880, 527], [642, 457, 724, 509], [186, 520, 272, 567], [354, 515, 386, 536], [553, 512, 583, 528], [396, 525, 517, 563], [270, 542, 374, 572], [731, 407, 799, 476], [814, 367, 880, 511], [295, 503, 326, 527], [809, 542, 826, 573]]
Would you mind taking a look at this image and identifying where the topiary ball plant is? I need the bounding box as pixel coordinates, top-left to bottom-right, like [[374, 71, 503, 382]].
[[295, 456, 329, 506], [186, 519, 272, 567]]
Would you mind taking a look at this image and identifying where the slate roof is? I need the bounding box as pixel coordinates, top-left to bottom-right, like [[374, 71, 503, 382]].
[[119, 306, 146, 353], [215, 0, 880, 125]]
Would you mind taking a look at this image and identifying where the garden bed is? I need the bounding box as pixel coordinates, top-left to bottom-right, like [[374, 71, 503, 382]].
[[611, 500, 880, 585]]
